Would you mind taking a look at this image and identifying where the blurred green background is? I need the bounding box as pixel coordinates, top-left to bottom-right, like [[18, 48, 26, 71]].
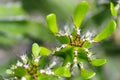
[[0, 0, 120, 80]]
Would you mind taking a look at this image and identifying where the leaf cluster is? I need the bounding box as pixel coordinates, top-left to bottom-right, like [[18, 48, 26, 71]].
[[6, 1, 116, 80]]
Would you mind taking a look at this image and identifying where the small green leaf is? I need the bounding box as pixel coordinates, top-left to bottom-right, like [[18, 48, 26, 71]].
[[83, 41, 92, 48], [54, 67, 71, 77], [46, 13, 58, 33], [32, 43, 40, 57], [38, 74, 58, 80], [54, 46, 74, 59], [91, 58, 106, 66], [74, 1, 89, 28], [56, 35, 70, 44], [25, 75, 33, 80], [94, 20, 116, 42], [71, 28, 77, 38], [54, 46, 74, 65], [63, 55, 73, 66], [110, 2, 117, 16], [14, 67, 27, 77], [77, 48, 88, 62], [0, 4, 26, 17], [64, 67, 71, 77], [39, 47, 51, 56], [81, 68, 96, 79]]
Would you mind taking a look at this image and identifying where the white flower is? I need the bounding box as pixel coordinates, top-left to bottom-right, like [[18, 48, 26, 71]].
[[73, 57, 77, 63], [11, 65, 17, 70], [74, 50, 78, 56], [85, 31, 93, 40], [82, 31, 95, 43], [76, 28, 80, 35], [61, 44, 67, 48], [69, 35, 73, 38], [16, 61, 23, 67], [34, 56, 41, 63], [45, 69, 54, 75], [59, 26, 70, 36], [64, 25, 70, 35], [40, 69, 45, 73], [87, 52, 92, 58], [21, 54, 27, 64], [49, 71, 54, 75], [65, 62, 71, 68], [14, 77, 18, 79], [40, 69, 54, 75], [59, 30, 64, 36], [21, 77, 26, 80], [24, 64, 29, 69], [64, 32, 69, 36], [45, 70, 51, 75], [84, 48, 89, 52], [56, 47, 61, 51]]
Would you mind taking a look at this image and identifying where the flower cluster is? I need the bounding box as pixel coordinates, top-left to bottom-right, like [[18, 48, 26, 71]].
[[6, 53, 57, 80]]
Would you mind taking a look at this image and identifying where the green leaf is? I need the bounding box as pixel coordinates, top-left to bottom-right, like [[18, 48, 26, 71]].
[[25, 75, 33, 80], [63, 55, 73, 66], [0, 4, 26, 17], [64, 67, 71, 77], [39, 47, 51, 56], [94, 20, 116, 42], [110, 2, 117, 16], [91, 58, 106, 66], [71, 28, 77, 38], [77, 48, 88, 62], [54, 46, 74, 65], [81, 68, 96, 79], [56, 35, 70, 44], [38, 74, 58, 80], [54, 67, 71, 77], [14, 67, 27, 77], [32, 43, 40, 57], [83, 41, 92, 48], [46, 13, 58, 33], [54, 46, 74, 59], [0, 77, 2, 80], [74, 1, 89, 28]]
